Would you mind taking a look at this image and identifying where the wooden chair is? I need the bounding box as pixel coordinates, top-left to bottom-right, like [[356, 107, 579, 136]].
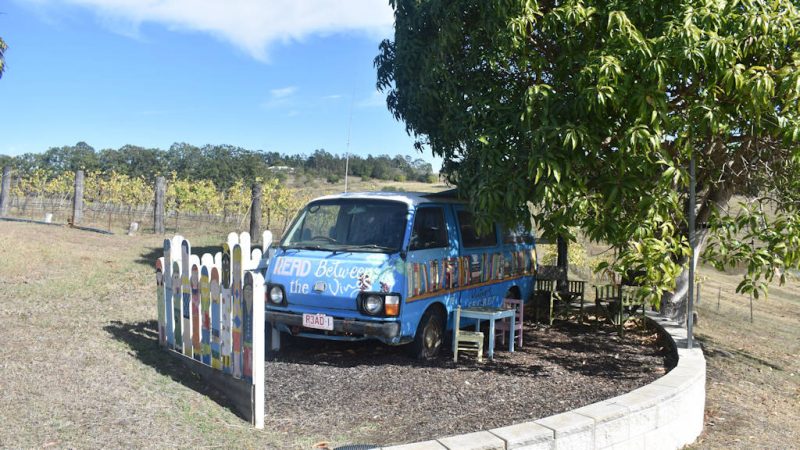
[[594, 283, 620, 324], [565, 280, 587, 323], [532, 279, 555, 323], [495, 298, 524, 348], [453, 306, 484, 363]]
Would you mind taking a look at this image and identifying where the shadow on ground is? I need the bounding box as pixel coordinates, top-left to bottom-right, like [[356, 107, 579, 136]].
[[103, 320, 247, 421], [136, 245, 223, 268]]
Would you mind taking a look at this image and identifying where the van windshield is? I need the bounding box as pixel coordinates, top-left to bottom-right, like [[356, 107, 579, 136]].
[[282, 199, 408, 253]]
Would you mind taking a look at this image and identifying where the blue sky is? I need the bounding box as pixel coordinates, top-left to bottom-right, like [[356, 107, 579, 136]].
[[0, 0, 441, 169]]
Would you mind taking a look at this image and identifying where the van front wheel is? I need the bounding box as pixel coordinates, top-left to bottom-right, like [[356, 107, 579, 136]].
[[410, 308, 443, 360]]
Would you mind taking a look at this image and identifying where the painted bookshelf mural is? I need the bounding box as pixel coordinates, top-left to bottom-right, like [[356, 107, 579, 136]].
[[407, 249, 537, 299], [155, 231, 269, 428]]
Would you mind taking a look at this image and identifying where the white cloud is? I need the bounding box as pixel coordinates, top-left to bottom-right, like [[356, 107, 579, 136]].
[[270, 86, 297, 98], [40, 0, 395, 60], [357, 90, 386, 108]]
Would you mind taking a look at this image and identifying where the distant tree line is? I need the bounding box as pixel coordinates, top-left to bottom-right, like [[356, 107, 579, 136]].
[[0, 142, 437, 189]]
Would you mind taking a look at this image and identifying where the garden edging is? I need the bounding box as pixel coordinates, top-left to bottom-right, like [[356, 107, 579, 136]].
[[382, 312, 705, 450]]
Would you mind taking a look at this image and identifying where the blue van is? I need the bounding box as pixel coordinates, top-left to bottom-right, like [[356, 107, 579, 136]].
[[263, 191, 537, 358]]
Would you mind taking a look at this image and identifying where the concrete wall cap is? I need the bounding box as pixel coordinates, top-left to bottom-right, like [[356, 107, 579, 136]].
[[490, 421, 555, 449], [437, 431, 505, 450], [382, 440, 448, 450]]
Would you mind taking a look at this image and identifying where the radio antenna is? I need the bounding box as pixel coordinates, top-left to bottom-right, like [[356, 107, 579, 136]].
[[344, 87, 355, 193]]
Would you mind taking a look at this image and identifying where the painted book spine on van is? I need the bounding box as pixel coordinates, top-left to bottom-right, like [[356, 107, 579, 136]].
[[407, 263, 413, 297], [413, 263, 420, 296], [421, 263, 429, 294], [431, 260, 439, 291]]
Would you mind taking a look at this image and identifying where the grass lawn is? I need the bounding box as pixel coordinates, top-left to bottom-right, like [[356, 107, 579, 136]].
[[0, 221, 797, 449]]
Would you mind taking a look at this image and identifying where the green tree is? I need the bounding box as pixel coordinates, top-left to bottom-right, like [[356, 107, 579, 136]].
[[0, 36, 6, 79], [377, 0, 800, 320]]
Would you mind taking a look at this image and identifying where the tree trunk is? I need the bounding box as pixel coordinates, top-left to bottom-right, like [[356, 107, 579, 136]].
[[154, 176, 166, 234], [661, 184, 734, 323], [72, 170, 84, 225], [250, 183, 263, 243], [0, 166, 11, 216], [556, 236, 568, 291]]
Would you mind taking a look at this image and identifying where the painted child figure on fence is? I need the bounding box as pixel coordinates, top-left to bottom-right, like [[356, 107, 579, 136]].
[[163, 239, 174, 348], [191, 264, 201, 361], [243, 274, 253, 382], [200, 266, 212, 366], [210, 267, 222, 369], [156, 259, 166, 346], [231, 245, 243, 379], [181, 240, 192, 356], [220, 244, 233, 374], [172, 261, 182, 353]]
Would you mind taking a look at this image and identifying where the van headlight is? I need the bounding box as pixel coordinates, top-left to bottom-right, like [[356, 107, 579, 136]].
[[268, 285, 285, 305], [363, 294, 383, 314]]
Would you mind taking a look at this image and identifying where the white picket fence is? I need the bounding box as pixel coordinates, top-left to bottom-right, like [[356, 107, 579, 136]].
[[155, 231, 271, 428]]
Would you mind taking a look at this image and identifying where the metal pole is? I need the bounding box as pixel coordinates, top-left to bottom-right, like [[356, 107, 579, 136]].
[[687, 153, 696, 349]]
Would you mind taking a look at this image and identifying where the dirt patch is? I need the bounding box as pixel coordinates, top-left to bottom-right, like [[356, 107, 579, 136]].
[[265, 319, 670, 447]]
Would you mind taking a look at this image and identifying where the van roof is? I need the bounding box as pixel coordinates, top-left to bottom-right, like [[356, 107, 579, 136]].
[[311, 189, 464, 207]]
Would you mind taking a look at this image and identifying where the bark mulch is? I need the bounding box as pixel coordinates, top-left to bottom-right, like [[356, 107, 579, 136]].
[[264, 318, 674, 448]]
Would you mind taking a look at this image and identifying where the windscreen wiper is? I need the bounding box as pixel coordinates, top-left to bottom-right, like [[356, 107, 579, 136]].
[[338, 244, 397, 253], [283, 244, 327, 251]]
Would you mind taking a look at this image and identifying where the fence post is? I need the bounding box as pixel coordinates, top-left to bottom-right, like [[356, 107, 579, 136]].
[[72, 170, 84, 225], [0, 166, 10, 217], [154, 176, 166, 234], [250, 182, 262, 242]]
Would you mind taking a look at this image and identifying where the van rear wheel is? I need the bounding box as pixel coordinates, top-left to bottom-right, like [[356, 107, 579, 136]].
[[410, 308, 444, 360]]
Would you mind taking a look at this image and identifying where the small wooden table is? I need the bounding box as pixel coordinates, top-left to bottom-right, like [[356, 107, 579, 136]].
[[456, 306, 516, 360]]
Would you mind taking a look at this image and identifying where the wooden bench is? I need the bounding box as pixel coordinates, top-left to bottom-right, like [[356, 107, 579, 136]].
[[594, 283, 648, 335], [533, 266, 587, 325]]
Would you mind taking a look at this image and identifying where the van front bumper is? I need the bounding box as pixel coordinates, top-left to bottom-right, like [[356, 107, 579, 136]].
[[265, 310, 401, 341]]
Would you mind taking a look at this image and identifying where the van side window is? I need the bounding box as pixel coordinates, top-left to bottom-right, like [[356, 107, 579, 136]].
[[457, 211, 497, 248], [502, 224, 535, 245], [409, 207, 449, 250]]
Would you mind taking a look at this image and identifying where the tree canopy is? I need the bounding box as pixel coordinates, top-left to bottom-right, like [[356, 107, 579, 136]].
[[0, 36, 6, 79], [377, 0, 800, 318], [0, 142, 436, 189]]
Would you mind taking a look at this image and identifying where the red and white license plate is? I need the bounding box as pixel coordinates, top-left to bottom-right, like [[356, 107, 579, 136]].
[[302, 313, 334, 331]]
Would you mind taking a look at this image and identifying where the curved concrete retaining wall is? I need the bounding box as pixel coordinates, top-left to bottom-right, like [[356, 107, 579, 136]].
[[383, 313, 705, 450]]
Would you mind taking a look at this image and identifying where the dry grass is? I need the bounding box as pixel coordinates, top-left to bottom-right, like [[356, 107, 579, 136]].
[[1, 221, 798, 449], [0, 223, 281, 449], [689, 266, 800, 449]]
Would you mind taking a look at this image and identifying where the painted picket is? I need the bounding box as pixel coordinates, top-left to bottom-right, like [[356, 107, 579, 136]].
[[172, 261, 183, 352], [163, 239, 174, 347], [210, 267, 222, 369], [200, 265, 212, 365], [181, 240, 192, 355], [156, 258, 166, 346]]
